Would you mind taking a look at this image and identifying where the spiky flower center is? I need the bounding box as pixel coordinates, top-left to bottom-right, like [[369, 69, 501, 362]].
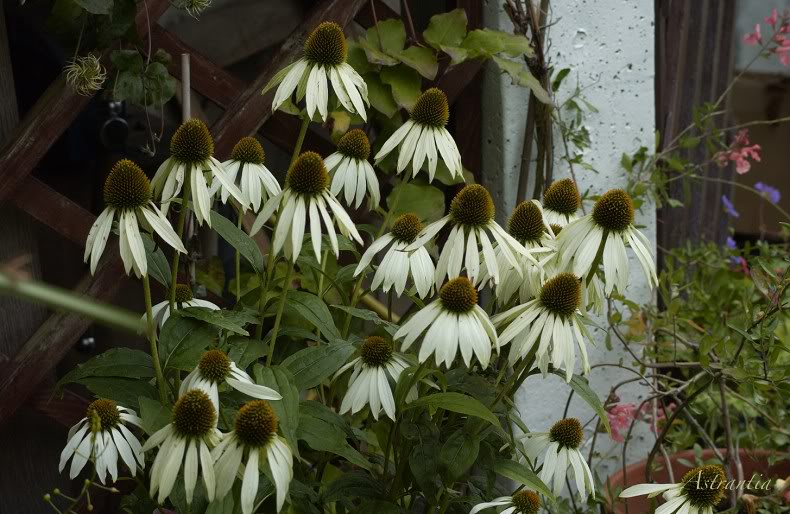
[[360, 336, 393, 367], [287, 151, 330, 196], [508, 201, 545, 243], [391, 213, 423, 243], [103, 159, 152, 210], [337, 129, 371, 160], [549, 418, 583, 449], [681, 465, 727, 508], [511, 490, 541, 514], [450, 184, 495, 227], [439, 277, 478, 314], [173, 389, 216, 438], [64, 54, 107, 96], [174, 284, 193, 303], [550, 224, 563, 235], [170, 119, 214, 164], [230, 137, 265, 164], [234, 400, 278, 448], [304, 21, 347, 66], [540, 273, 581, 318], [592, 189, 634, 232], [410, 88, 449, 128], [198, 350, 231, 383], [544, 178, 580, 215], [86, 399, 120, 432]]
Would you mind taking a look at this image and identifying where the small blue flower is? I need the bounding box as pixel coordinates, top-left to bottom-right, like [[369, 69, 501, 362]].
[[726, 236, 737, 249], [721, 195, 740, 218], [754, 181, 781, 204]]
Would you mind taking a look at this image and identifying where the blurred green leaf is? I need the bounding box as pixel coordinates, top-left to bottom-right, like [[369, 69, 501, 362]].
[[398, 47, 438, 80], [210, 211, 264, 273], [159, 315, 219, 371], [405, 392, 500, 429], [493, 56, 551, 104], [363, 73, 399, 118], [281, 341, 355, 390], [283, 291, 341, 340], [380, 65, 422, 110], [386, 182, 446, 224], [439, 430, 479, 482], [423, 9, 468, 50], [75, 0, 112, 15], [495, 459, 555, 502]]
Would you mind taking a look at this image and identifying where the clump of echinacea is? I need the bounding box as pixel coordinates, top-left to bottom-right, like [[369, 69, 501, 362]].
[[218, 137, 281, 212], [151, 119, 248, 226], [250, 151, 362, 263], [84, 159, 186, 277], [406, 184, 533, 290], [213, 400, 294, 514], [620, 464, 727, 514], [179, 349, 281, 410], [471, 489, 541, 514], [64, 54, 107, 96], [493, 272, 592, 381], [353, 213, 435, 299], [334, 336, 413, 421], [59, 399, 144, 484], [149, 283, 220, 328], [325, 129, 380, 209], [374, 88, 463, 182], [557, 188, 658, 295], [522, 418, 595, 499], [542, 178, 581, 227], [265, 21, 368, 122], [143, 390, 221, 505], [394, 277, 498, 368]]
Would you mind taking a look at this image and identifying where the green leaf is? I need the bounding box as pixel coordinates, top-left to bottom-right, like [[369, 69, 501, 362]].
[[255, 366, 300, 454], [347, 42, 374, 75], [139, 397, 171, 435], [281, 341, 355, 390], [142, 234, 171, 288], [330, 305, 399, 335], [552, 68, 571, 92], [440, 45, 470, 65], [439, 430, 480, 482], [111, 49, 144, 72], [380, 65, 422, 111], [226, 335, 266, 369], [74, 0, 112, 15], [409, 439, 440, 496], [322, 472, 384, 503], [494, 459, 555, 502], [386, 181, 446, 224], [178, 307, 249, 336], [555, 372, 612, 435], [77, 377, 156, 409], [358, 39, 400, 66], [143, 62, 177, 107], [405, 392, 501, 429], [210, 211, 264, 273], [492, 56, 551, 104], [58, 348, 153, 388], [398, 47, 438, 80], [424, 9, 468, 50], [282, 291, 341, 340], [296, 415, 371, 470], [462, 29, 533, 58], [366, 19, 407, 55], [159, 315, 219, 371], [363, 73, 399, 118], [195, 256, 225, 297]]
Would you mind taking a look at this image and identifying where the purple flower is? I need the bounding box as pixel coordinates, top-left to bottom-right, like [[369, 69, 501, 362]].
[[755, 181, 781, 204], [721, 195, 740, 218], [726, 236, 737, 249]]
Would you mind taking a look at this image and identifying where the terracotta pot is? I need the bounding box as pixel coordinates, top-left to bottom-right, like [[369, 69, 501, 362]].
[[605, 449, 790, 513]]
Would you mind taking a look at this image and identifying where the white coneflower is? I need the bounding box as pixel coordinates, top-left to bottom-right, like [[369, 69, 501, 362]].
[[493, 272, 592, 381], [148, 283, 220, 328], [84, 159, 186, 277], [64, 54, 106, 96], [620, 464, 728, 514], [542, 178, 581, 227], [213, 400, 294, 514], [353, 213, 435, 299], [143, 389, 220, 505], [151, 119, 248, 226], [59, 399, 144, 484], [394, 277, 497, 368], [265, 21, 368, 122], [522, 418, 594, 499], [334, 336, 412, 421], [218, 137, 281, 212], [471, 489, 541, 514], [325, 129, 379, 209], [250, 151, 362, 263], [557, 189, 658, 295], [374, 88, 463, 182], [179, 349, 281, 410], [406, 184, 533, 289]]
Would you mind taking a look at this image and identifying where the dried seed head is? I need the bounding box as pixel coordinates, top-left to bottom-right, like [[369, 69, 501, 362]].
[[360, 336, 393, 367], [231, 137, 265, 165], [86, 399, 120, 432], [592, 189, 634, 232], [170, 119, 214, 164], [64, 54, 107, 96], [543, 178, 580, 215], [508, 201, 545, 243], [450, 184, 495, 227], [439, 277, 478, 314], [234, 400, 278, 448], [174, 0, 211, 18], [337, 129, 371, 160], [391, 213, 423, 243], [103, 159, 152, 210], [511, 490, 540, 514], [174, 284, 193, 303], [304, 22, 347, 66], [173, 390, 216, 438], [287, 151, 330, 195], [549, 417, 583, 449], [539, 273, 581, 318], [681, 465, 727, 508], [410, 88, 449, 128], [197, 350, 231, 383]]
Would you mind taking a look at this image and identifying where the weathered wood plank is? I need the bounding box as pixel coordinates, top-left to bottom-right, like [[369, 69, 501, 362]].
[[13, 177, 95, 247]]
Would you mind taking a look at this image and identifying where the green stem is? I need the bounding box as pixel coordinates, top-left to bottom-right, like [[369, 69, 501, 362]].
[[143, 274, 169, 403], [266, 260, 294, 365], [169, 165, 192, 309], [235, 205, 243, 302], [291, 115, 310, 166], [585, 229, 608, 286]]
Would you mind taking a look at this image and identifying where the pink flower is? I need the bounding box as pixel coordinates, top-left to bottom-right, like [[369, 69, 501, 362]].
[[607, 403, 640, 443], [715, 129, 761, 174], [744, 23, 762, 45], [766, 8, 779, 27]]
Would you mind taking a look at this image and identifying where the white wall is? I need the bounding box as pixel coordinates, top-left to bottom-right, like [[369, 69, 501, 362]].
[[481, 0, 657, 481]]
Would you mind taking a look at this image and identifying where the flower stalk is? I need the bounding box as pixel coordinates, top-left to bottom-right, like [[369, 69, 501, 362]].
[[169, 166, 192, 309], [143, 274, 169, 403]]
